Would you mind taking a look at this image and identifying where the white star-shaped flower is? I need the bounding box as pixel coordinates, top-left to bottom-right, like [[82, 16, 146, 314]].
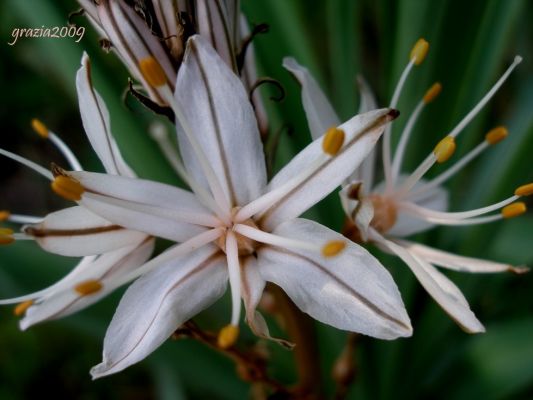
[[1, 35, 411, 378], [284, 38, 530, 334]]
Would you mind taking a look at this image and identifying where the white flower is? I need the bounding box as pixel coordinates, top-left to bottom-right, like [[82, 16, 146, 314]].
[[78, 0, 268, 133], [285, 39, 530, 334], [2, 35, 411, 378], [0, 53, 153, 329]]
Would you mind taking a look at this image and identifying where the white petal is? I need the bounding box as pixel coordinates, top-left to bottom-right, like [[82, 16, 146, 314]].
[[356, 76, 378, 114], [282, 57, 340, 140], [20, 237, 154, 329], [81, 193, 206, 242], [339, 181, 374, 241], [240, 256, 265, 327], [396, 240, 527, 274], [257, 218, 412, 339], [91, 245, 227, 378], [76, 53, 135, 177], [374, 234, 485, 333], [262, 109, 394, 230], [0, 256, 97, 305], [175, 35, 267, 206], [240, 256, 293, 347], [25, 206, 147, 256], [71, 171, 206, 213], [352, 76, 378, 187], [69, 171, 215, 221], [96, 0, 176, 98], [196, 0, 235, 69]]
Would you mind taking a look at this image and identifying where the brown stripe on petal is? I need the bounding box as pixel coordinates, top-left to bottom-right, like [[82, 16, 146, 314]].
[[81, 53, 121, 173], [102, 249, 225, 372], [189, 39, 237, 206], [271, 247, 411, 331], [24, 225, 123, 237]]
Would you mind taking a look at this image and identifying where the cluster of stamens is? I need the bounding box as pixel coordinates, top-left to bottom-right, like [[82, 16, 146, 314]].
[[362, 38, 530, 236]]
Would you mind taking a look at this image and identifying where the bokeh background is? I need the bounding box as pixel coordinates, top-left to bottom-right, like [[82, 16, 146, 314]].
[[1, 0, 532, 398]]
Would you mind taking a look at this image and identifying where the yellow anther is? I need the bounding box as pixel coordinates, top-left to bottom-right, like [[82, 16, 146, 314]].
[[51, 175, 84, 201], [423, 82, 442, 104], [13, 300, 33, 316], [31, 118, 49, 138], [0, 229, 14, 245], [485, 126, 508, 145], [139, 57, 167, 88], [74, 280, 103, 296], [0, 210, 10, 221], [410, 38, 429, 66], [322, 240, 347, 257], [515, 183, 533, 197], [217, 324, 239, 349], [322, 127, 345, 156], [433, 136, 456, 163], [502, 202, 526, 219]]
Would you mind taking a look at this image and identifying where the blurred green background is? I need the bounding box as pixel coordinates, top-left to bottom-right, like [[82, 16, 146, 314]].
[[0, 0, 532, 398]]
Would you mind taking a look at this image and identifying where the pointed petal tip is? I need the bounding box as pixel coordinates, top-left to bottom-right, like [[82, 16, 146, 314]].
[[90, 363, 109, 380], [509, 265, 530, 275], [387, 109, 400, 120], [19, 318, 31, 331], [463, 322, 486, 334]]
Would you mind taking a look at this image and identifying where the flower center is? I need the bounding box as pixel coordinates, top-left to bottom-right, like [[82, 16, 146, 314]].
[[216, 208, 259, 256], [368, 194, 397, 234]]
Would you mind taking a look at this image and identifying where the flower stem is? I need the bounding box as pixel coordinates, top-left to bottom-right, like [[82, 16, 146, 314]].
[[268, 283, 323, 399]]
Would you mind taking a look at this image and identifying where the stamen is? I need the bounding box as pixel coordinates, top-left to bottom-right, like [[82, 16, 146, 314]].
[[383, 39, 427, 189], [51, 175, 85, 201], [447, 56, 522, 139], [149, 122, 189, 182], [0, 148, 53, 180], [391, 83, 441, 185], [400, 194, 519, 221], [111, 228, 225, 291], [322, 127, 345, 156], [398, 57, 522, 198], [322, 240, 346, 257], [0, 210, 9, 221], [233, 224, 317, 253], [410, 38, 429, 66], [48, 132, 83, 171], [412, 127, 507, 198], [0, 228, 14, 245], [139, 57, 167, 88], [74, 279, 103, 296], [413, 214, 503, 226], [31, 118, 49, 138], [433, 136, 456, 163], [515, 183, 533, 197], [13, 300, 33, 316], [226, 231, 242, 327], [423, 82, 442, 104], [502, 202, 526, 219], [485, 126, 508, 145], [218, 324, 239, 349], [4, 213, 43, 224]]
